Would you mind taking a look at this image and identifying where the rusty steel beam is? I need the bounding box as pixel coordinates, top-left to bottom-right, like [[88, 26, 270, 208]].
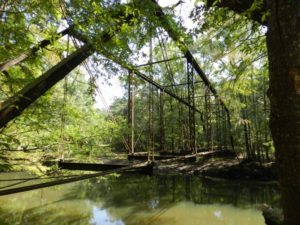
[[148, 0, 229, 111], [135, 56, 184, 68], [0, 44, 93, 129], [159, 90, 165, 151], [148, 0, 235, 151], [0, 7, 140, 129], [0, 27, 72, 72], [132, 69, 202, 114], [187, 61, 196, 153], [163, 81, 203, 88], [64, 6, 203, 117]]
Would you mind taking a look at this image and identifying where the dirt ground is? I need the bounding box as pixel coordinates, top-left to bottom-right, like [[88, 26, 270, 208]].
[[154, 157, 278, 181]]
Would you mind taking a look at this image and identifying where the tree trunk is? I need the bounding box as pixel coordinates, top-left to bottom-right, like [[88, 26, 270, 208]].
[[198, 0, 300, 223], [266, 1, 300, 224]]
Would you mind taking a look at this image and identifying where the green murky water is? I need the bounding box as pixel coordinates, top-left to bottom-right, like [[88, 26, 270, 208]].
[[0, 172, 280, 225]]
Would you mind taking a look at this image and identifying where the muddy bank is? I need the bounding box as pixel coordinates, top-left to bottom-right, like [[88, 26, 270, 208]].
[[154, 158, 278, 182]]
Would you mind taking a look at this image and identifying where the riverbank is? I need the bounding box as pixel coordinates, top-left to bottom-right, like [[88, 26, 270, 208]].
[[154, 157, 282, 225], [0, 171, 278, 225], [154, 157, 278, 182], [1, 155, 281, 225]]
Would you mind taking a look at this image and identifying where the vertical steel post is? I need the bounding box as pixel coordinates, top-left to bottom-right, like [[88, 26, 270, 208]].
[[216, 99, 222, 149], [204, 87, 211, 150], [187, 61, 196, 153], [128, 70, 135, 154], [148, 39, 154, 161], [159, 90, 165, 152], [170, 100, 175, 153], [226, 109, 235, 152], [222, 106, 228, 150]]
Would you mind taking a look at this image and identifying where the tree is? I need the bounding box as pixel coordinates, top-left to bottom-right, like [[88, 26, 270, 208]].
[[1, 1, 297, 223], [200, 0, 300, 224], [190, 6, 270, 159]]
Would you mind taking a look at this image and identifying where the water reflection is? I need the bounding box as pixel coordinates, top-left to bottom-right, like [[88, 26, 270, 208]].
[[0, 173, 280, 225], [90, 206, 124, 225]]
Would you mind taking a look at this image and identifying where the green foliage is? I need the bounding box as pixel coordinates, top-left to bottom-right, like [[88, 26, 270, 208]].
[[190, 1, 271, 159], [0, 66, 124, 171], [0, 0, 275, 174], [0, 163, 12, 172]]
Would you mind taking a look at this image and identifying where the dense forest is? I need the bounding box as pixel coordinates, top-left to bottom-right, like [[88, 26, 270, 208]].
[[0, 0, 299, 224]]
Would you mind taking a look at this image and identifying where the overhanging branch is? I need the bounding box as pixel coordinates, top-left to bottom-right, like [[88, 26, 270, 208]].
[[205, 0, 266, 25], [0, 44, 93, 129], [0, 27, 71, 72]]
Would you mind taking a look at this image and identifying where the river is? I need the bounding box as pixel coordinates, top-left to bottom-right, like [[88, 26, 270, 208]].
[[0, 172, 280, 225]]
